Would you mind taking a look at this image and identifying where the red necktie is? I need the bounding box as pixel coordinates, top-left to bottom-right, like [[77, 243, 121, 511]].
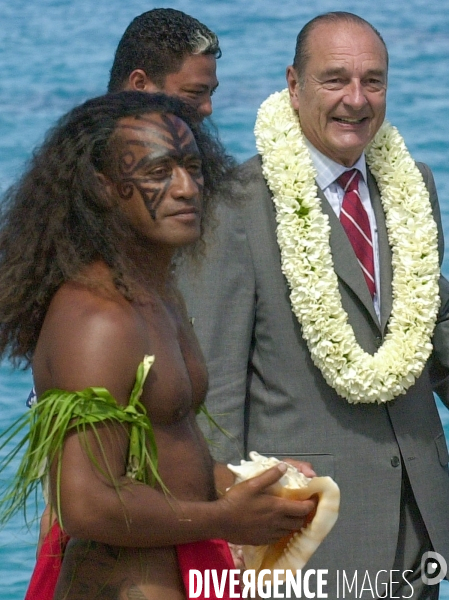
[[338, 169, 376, 298]]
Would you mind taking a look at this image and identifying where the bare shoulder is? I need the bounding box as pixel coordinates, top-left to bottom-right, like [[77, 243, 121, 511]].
[[33, 267, 147, 403]]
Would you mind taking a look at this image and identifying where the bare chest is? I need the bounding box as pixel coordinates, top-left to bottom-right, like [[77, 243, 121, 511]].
[[135, 296, 208, 426]]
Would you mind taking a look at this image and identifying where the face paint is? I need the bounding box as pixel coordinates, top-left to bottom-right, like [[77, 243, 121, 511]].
[[115, 114, 202, 220], [107, 113, 204, 251]]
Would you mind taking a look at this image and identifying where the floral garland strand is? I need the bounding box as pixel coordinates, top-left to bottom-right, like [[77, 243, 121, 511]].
[[255, 88, 440, 404]]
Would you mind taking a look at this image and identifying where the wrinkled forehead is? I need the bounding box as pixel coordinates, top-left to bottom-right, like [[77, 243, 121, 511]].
[[307, 21, 388, 68], [114, 112, 199, 154]]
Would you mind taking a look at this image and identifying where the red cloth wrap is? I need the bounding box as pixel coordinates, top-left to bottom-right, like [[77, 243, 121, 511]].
[[24, 523, 236, 600], [176, 539, 237, 599], [24, 520, 69, 600]]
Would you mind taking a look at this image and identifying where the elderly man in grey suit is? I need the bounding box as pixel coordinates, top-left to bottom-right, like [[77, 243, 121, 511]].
[[179, 11, 449, 599]]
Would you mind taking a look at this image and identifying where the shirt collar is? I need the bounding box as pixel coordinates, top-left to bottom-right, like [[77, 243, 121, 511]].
[[304, 139, 368, 191]]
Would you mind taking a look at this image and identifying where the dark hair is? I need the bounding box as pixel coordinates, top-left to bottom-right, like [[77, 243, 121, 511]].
[[0, 91, 234, 365], [108, 8, 221, 92], [293, 12, 389, 85]]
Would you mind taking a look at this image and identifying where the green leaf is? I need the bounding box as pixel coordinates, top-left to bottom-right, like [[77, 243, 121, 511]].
[[0, 355, 165, 528]]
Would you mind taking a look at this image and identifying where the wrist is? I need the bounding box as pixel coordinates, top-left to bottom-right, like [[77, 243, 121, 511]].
[[214, 462, 236, 496]]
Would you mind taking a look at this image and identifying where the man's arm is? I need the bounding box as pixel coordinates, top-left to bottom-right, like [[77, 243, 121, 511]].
[[418, 162, 449, 408], [429, 273, 449, 408]]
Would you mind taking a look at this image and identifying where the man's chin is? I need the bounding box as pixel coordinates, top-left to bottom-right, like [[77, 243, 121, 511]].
[[327, 135, 370, 166]]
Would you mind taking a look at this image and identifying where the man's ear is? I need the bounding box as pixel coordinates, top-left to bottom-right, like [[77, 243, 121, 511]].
[[127, 69, 160, 92], [92, 172, 118, 208], [96, 172, 115, 200], [286, 65, 301, 111]]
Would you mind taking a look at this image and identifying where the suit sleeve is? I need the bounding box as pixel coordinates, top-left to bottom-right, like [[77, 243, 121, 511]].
[[177, 199, 256, 462], [418, 162, 449, 409]]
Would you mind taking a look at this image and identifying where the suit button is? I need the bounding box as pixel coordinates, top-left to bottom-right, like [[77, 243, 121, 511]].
[[391, 456, 400, 467], [375, 335, 382, 348]]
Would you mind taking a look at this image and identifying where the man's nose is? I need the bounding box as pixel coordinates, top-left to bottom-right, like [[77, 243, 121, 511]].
[[171, 167, 201, 199], [197, 96, 213, 119], [344, 80, 367, 109]]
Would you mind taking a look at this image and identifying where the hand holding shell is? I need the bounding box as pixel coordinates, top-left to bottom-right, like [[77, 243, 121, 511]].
[[227, 451, 340, 582]]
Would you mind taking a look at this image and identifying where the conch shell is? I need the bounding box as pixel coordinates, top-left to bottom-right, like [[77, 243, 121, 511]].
[[227, 451, 340, 582]]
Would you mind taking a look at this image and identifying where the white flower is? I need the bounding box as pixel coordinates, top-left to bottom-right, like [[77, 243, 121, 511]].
[[255, 89, 440, 404]]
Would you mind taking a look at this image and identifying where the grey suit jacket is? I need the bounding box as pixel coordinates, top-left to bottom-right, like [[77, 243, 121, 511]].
[[178, 155, 449, 583]]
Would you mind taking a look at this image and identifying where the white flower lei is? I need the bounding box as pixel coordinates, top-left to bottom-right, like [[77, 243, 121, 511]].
[[255, 89, 440, 403]]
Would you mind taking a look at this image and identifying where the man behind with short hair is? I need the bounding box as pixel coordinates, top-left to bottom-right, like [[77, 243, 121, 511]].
[[179, 11, 449, 599], [108, 8, 220, 120]]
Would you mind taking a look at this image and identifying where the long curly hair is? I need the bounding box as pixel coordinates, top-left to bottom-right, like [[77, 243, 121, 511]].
[[0, 91, 235, 365]]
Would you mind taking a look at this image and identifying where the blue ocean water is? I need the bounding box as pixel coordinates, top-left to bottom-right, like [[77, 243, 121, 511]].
[[0, 0, 448, 597]]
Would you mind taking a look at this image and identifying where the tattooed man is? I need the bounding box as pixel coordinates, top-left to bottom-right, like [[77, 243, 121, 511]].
[[26, 7, 222, 565], [0, 92, 315, 600]]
